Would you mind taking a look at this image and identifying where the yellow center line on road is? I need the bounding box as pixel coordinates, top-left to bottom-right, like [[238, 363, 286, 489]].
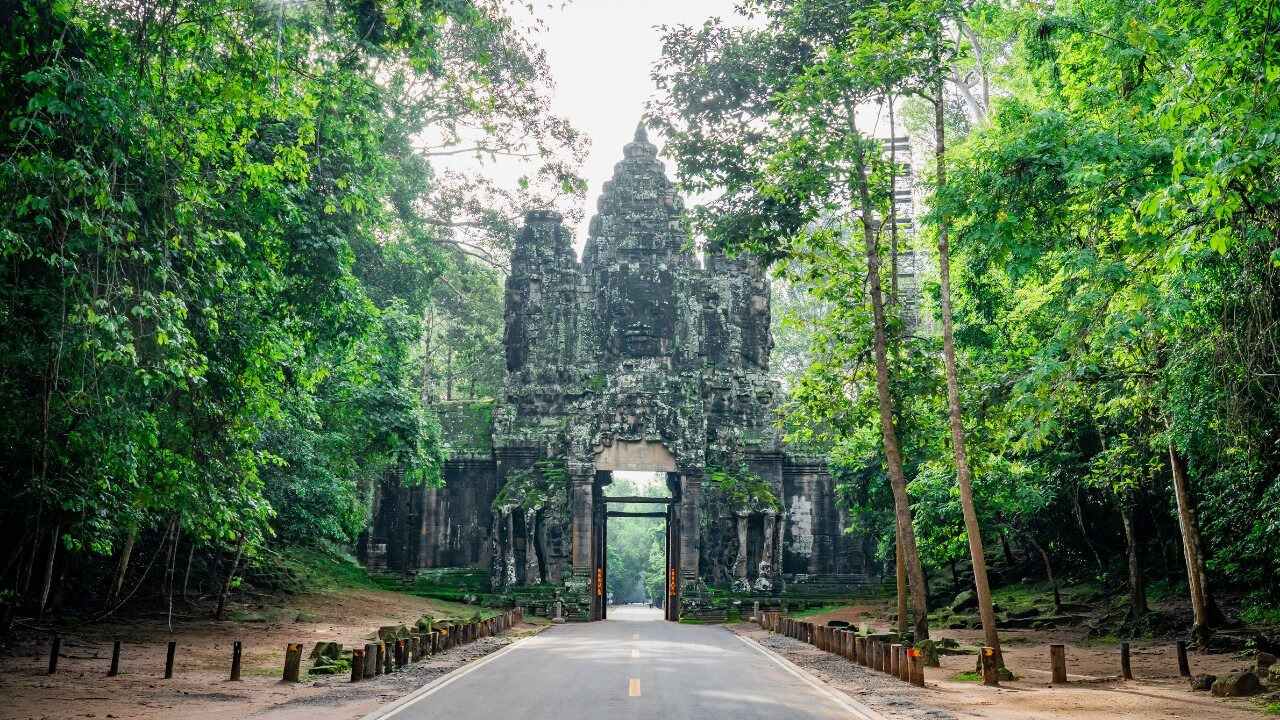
[[628, 678, 641, 697]]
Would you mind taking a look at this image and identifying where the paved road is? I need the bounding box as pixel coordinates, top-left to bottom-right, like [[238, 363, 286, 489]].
[[368, 606, 876, 720]]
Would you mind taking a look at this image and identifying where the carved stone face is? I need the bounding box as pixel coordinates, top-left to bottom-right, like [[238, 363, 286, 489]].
[[604, 261, 674, 360]]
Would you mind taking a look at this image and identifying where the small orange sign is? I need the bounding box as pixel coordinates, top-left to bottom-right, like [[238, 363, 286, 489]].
[[596, 567, 604, 596], [667, 567, 677, 596]]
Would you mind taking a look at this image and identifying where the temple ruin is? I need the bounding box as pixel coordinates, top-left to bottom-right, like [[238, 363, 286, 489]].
[[364, 124, 869, 619]]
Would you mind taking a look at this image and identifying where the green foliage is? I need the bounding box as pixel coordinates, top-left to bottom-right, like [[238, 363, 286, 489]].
[[493, 461, 568, 513], [656, 0, 1280, 623], [708, 464, 781, 511], [604, 474, 668, 603], [0, 0, 582, 613]]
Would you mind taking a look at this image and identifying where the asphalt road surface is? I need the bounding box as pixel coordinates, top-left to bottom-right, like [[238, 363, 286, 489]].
[[366, 605, 879, 720]]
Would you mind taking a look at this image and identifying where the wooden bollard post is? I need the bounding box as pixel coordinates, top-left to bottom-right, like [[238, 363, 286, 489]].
[[879, 642, 889, 673], [395, 639, 406, 670], [164, 640, 177, 679], [855, 636, 865, 665], [1050, 644, 1067, 684], [350, 648, 365, 682], [282, 642, 303, 683], [374, 642, 384, 675], [230, 640, 242, 681], [898, 645, 909, 682], [363, 643, 377, 679], [1176, 640, 1191, 677], [1121, 642, 1133, 680], [980, 646, 999, 686], [889, 643, 901, 677], [908, 647, 925, 686], [47, 636, 61, 674], [108, 639, 121, 677]]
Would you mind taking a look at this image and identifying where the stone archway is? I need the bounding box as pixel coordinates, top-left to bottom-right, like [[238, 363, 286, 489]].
[[585, 441, 685, 621]]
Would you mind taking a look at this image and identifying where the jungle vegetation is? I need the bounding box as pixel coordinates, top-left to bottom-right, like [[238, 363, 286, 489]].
[[3, 0, 1278, 651], [0, 0, 578, 623], [651, 0, 1280, 645]]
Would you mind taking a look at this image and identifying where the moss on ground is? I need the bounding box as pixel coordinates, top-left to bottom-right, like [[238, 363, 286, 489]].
[[271, 547, 381, 593]]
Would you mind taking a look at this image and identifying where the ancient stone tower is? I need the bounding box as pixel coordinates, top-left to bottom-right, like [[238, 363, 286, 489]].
[[364, 125, 867, 619]]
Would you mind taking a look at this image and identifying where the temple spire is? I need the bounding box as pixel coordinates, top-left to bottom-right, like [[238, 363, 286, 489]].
[[633, 120, 648, 143]]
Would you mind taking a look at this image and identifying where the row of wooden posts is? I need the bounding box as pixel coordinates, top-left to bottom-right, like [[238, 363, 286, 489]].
[[757, 611, 926, 687], [758, 610, 1195, 687], [46, 607, 524, 682]]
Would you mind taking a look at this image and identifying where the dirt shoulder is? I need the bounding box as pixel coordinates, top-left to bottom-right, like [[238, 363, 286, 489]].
[[754, 602, 1269, 720], [0, 588, 545, 720]]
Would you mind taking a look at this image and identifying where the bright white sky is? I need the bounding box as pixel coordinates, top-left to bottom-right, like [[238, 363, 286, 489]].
[[531, 0, 741, 249]]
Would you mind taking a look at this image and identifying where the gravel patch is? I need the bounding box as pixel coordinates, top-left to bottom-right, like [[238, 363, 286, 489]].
[[255, 634, 520, 714], [731, 624, 957, 720]]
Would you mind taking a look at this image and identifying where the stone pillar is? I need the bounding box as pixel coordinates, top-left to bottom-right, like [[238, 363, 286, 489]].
[[732, 511, 749, 585], [680, 470, 702, 581], [503, 511, 518, 589], [524, 509, 541, 584], [569, 462, 595, 577], [759, 511, 777, 584], [488, 513, 503, 586]]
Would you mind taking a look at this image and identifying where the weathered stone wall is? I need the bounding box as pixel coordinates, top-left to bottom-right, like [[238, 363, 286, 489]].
[[368, 124, 871, 610]]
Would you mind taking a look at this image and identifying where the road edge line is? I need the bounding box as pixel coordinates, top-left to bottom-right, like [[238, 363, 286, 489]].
[[361, 631, 539, 720], [733, 632, 887, 720]]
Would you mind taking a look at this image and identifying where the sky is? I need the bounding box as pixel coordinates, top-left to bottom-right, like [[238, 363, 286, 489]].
[[530, 0, 741, 249]]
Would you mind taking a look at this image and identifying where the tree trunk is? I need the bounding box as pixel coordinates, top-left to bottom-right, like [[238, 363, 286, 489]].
[[933, 72, 999, 665], [109, 525, 138, 604], [1071, 486, 1105, 576], [846, 99, 930, 642], [1120, 503, 1147, 620], [445, 347, 453, 401], [888, 94, 899, 304], [215, 534, 245, 621], [895, 525, 909, 635], [999, 531, 1017, 567], [1025, 532, 1062, 613], [1168, 443, 1213, 644], [37, 523, 60, 617], [181, 540, 195, 602], [165, 517, 179, 631]]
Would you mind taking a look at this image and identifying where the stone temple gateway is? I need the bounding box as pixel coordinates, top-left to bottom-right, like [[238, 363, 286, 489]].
[[364, 125, 868, 620]]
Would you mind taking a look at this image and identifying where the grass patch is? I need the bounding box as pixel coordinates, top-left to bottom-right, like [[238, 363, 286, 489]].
[[951, 671, 982, 682], [1264, 702, 1280, 716], [1241, 591, 1280, 625], [271, 547, 380, 593], [380, 568, 491, 602], [1081, 633, 1123, 647], [227, 608, 286, 623], [788, 604, 844, 619]]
